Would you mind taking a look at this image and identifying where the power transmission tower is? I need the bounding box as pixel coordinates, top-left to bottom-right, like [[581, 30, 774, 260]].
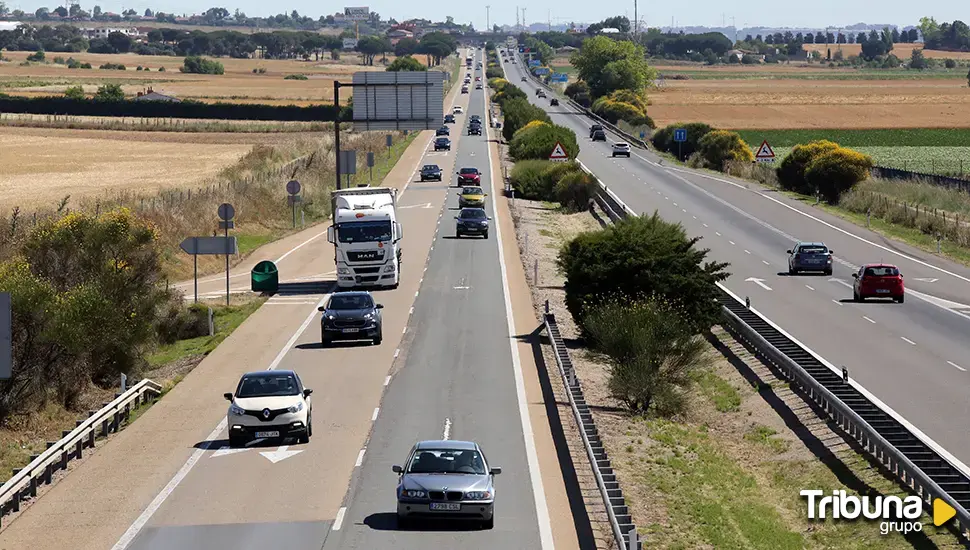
[[521, 7, 527, 32], [486, 5, 490, 32]]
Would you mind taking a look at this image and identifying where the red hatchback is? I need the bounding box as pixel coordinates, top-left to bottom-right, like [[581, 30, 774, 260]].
[[457, 167, 481, 185], [852, 263, 904, 303]]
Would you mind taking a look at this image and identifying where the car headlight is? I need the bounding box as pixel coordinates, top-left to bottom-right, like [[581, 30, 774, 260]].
[[827, 257, 833, 263], [325, 314, 336, 320], [229, 403, 245, 416], [384, 264, 396, 273], [465, 490, 492, 500], [287, 402, 304, 414], [403, 490, 427, 499], [337, 267, 351, 274], [363, 312, 373, 319]]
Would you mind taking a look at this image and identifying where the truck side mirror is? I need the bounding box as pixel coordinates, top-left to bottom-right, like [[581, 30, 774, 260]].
[[327, 226, 335, 244], [396, 222, 403, 240]]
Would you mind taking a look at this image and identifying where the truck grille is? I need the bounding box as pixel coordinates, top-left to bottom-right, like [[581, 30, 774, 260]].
[[353, 267, 381, 274]]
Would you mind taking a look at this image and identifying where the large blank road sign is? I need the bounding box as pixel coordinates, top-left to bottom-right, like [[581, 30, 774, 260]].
[[180, 236, 238, 255], [344, 6, 369, 20], [339, 150, 357, 174], [0, 293, 9, 380], [352, 71, 444, 131]]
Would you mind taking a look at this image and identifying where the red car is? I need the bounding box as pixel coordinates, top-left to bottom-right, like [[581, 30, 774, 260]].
[[852, 263, 904, 303], [457, 167, 481, 185]]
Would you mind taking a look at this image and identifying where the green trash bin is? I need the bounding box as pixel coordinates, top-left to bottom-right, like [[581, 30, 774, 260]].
[[251, 260, 279, 293]]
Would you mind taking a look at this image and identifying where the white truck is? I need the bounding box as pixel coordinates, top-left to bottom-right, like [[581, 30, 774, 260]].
[[328, 187, 403, 289]]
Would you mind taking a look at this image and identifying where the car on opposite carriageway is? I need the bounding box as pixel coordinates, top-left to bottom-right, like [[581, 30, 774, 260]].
[[319, 291, 384, 346], [225, 370, 313, 447], [787, 241, 834, 275]]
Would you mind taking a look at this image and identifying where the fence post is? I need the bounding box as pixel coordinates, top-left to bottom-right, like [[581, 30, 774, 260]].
[[867, 209, 871, 228]]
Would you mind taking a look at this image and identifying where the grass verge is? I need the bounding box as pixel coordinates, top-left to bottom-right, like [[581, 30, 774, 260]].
[[653, 68, 968, 80], [0, 113, 332, 133]]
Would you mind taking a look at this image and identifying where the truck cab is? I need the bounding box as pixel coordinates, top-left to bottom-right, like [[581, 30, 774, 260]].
[[328, 187, 403, 289]]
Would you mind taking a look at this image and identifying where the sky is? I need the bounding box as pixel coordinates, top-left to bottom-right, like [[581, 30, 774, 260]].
[[2, 0, 962, 31]]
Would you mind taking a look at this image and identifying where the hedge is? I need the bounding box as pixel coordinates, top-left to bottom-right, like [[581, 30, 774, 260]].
[[805, 148, 874, 203], [501, 97, 551, 141], [0, 94, 343, 122], [509, 159, 583, 200], [485, 66, 503, 79], [509, 123, 579, 161], [696, 130, 754, 170], [652, 122, 714, 160], [776, 140, 840, 195]]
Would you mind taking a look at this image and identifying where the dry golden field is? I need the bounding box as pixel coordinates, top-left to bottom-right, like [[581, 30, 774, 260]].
[[802, 43, 970, 60]]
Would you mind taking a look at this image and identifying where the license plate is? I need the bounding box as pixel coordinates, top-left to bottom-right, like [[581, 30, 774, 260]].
[[875, 289, 890, 294], [430, 502, 461, 511], [342, 328, 360, 333], [255, 431, 279, 438]]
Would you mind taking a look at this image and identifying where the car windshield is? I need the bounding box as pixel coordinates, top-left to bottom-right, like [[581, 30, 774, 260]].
[[463, 187, 483, 194], [423, 165, 439, 171], [407, 449, 486, 475], [460, 168, 479, 174], [798, 245, 828, 254], [236, 373, 299, 398], [460, 209, 486, 220], [865, 266, 900, 277], [337, 220, 392, 243], [327, 294, 374, 310], [437, 138, 449, 143]]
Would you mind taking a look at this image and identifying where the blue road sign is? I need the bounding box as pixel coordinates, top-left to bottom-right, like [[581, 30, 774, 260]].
[[640, 131, 646, 139], [674, 128, 687, 142], [551, 73, 568, 82], [528, 59, 540, 67], [534, 67, 550, 75]]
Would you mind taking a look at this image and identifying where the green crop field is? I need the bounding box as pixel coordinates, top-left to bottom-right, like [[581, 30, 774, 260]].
[[734, 128, 970, 147], [652, 69, 968, 80]]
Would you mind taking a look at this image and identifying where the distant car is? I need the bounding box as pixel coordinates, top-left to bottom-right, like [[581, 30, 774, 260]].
[[455, 207, 490, 238], [318, 291, 384, 346], [457, 167, 481, 185], [458, 186, 487, 208], [475, 83, 483, 90], [786, 241, 833, 275], [420, 164, 442, 181], [475, 76, 481, 81], [469, 115, 482, 123], [436, 126, 450, 136], [591, 129, 607, 141], [521, 76, 527, 82], [468, 125, 482, 136], [461, 86, 469, 94], [453, 105, 464, 114], [393, 439, 501, 529], [589, 124, 604, 138], [535, 88, 545, 97], [853, 264, 904, 303], [224, 370, 312, 447], [550, 98, 559, 106], [444, 114, 456, 124], [611, 142, 631, 157], [434, 137, 451, 151]]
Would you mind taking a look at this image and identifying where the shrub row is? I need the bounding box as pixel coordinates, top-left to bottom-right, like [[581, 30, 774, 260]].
[[0, 94, 343, 122], [777, 140, 874, 203], [509, 120, 579, 161], [509, 159, 595, 211], [590, 89, 655, 129]]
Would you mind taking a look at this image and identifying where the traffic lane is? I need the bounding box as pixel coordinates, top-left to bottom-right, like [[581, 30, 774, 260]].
[[322, 74, 542, 550]]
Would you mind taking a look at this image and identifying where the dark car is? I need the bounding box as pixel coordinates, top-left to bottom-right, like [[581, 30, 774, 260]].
[[521, 76, 527, 81], [436, 126, 450, 136], [550, 98, 559, 106], [469, 114, 482, 123], [457, 167, 481, 184], [444, 114, 456, 124], [434, 137, 451, 151], [853, 264, 905, 303], [455, 207, 490, 238], [318, 291, 384, 346], [419, 164, 442, 181], [786, 241, 834, 275], [589, 124, 604, 138], [591, 129, 607, 141], [468, 124, 482, 136]]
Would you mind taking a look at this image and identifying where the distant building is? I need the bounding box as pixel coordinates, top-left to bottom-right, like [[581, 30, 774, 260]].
[[386, 29, 413, 39], [133, 87, 180, 102], [80, 26, 141, 39], [599, 27, 620, 34]]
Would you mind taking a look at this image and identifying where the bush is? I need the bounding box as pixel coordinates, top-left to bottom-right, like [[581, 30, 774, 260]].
[[509, 123, 579, 161], [944, 58, 957, 69], [591, 89, 655, 128], [65, 57, 80, 68], [80, 62, 92, 69], [63, 85, 85, 100], [94, 83, 125, 102], [652, 122, 714, 160], [564, 80, 592, 107], [181, 56, 224, 75], [696, 130, 754, 171], [155, 302, 210, 345], [555, 170, 596, 212], [136, 65, 144, 71], [804, 148, 874, 203], [284, 73, 308, 80], [584, 297, 708, 415], [99, 62, 126, 70], [53, 56, 66, 64], [557, 212, 730, 334], [509, 159, 583, 200], [491, 82, 527, 107], [501, 97, 551, 141], [776, 139, 840, 195], [386, 56, 426, 71], [158, 66, 166, 72], [26, 50, 45, 62]]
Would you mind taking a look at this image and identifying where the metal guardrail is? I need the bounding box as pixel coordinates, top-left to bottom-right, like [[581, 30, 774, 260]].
[[542, 309, 641, 550], [587, 165, 970, 540], [0, 378, 163, 526]]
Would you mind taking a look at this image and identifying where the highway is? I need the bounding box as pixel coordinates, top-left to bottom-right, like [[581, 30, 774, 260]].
[[501, 53, 970, 473]]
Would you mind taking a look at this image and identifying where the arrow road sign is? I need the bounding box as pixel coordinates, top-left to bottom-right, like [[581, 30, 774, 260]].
[[755, 140, 776, 163], [745, 277, 773, 291], [259, 445, 303, 464], [180, 236, 238, 255], [673, 128, 687, 143]]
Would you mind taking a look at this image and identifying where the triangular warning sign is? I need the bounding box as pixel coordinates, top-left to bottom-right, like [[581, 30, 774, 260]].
[[755, 140, 775, 159], [549, 141, 568, 160]]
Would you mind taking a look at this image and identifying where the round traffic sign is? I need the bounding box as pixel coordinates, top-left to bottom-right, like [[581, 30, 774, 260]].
[[286, 180, 301, 195], [218, 203, 235, 221]]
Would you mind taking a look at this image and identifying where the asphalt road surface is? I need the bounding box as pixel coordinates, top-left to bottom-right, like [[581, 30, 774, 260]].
[[320, 50, 546, 550], [501, 54, 970, 473]]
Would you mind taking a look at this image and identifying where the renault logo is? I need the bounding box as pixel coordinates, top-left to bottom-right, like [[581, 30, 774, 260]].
[[262, 408, 271, 419]]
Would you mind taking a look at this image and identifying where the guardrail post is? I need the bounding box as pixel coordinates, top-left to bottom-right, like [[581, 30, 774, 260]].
[[628, 529, 639, 550], [866, 209, 871, 228], [11, 488, 19, 512], [209, 307, 215, 336], [842, 366, 849, 383], [102, 419, 109, 437], [745, 296, 750, 309], [113, 411, 120, 433], [76, 439, 82, 460], [544, 300, 549, 314], [120, 373, 127, 393], [124, 403, 131, 422], [60, 449, 68, 471]]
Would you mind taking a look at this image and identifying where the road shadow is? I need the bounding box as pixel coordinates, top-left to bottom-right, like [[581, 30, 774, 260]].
[[295, 340, 376, 350], [193, 437, 283, 450], [441, 235, 487, 240], [776, 271, 832, 277], [362, 512, 483, 532], [274, 281, 336, 296]]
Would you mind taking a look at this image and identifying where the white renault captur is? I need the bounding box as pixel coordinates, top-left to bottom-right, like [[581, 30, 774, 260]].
[[224, 370, 313, 447]]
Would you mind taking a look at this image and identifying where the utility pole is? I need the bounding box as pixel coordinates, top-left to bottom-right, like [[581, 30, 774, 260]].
[[486, 5, 490, 33], [633, 0, 638, 40], [521, 7, 527, 32], [516, 6, 519, 31], [732, 16, 737, 43]]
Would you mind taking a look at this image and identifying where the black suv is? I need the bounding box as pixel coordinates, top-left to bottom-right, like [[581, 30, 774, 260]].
[[589, 124, 604, 138], [436, 126, 450, 136], [550, 98, 559, 106], [434, 137, 451, 151], [318, 291, 384, 346], [468, 123, 482, 136], [591, 129, 607, 141], [444, 114, 456, 124], [455, 207, 490, 239], [419, 164, 442, 181], [469, 115, 482, 124]]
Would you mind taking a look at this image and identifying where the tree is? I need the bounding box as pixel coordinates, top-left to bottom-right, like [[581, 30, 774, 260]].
[[68, 3, 82, 17], [910, 47, 928, 69], [891, 28, 900, 42], [144, 8, 153, 17], [696, 130, 754, 170], [93, 83, 124, 101], [776, 140, 840, 195], [93, 5, 101, 16], [394, 37, 418, 57], [570, 35, 656, 99], [418, 32, 457, 65], [386, 55, 425, 71], [856, 32, 866, 44], [967, 66, 970, 87], [804, 148, 874, 203], [35, 7, 50, 19], [908, 29, 919, 42], [814, 31, 825, 44], [356, 36, 388, 65], [52, 5, 67, 17], [107, 31, 132, 53], [837, 32, 846, 44], [557, 212, 730, 334], [0, 1, 8, 16], [181, 55, 224, 74], [63, 85, 85, 100]]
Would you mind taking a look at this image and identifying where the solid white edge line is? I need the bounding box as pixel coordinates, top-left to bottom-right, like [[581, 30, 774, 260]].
[[111, 294, 329, 550], [333, 506, 347, 531], [442, 418, 452, 441], [947, 361, 966, 372], [355, 448, 366, 467], [485, 81, 555, 550], [716, 282, 970, 479], [901, 336, 917, 346], [862, 316, 876, 324], [384, 375, 391, 386], [372, 407, 380, 421]]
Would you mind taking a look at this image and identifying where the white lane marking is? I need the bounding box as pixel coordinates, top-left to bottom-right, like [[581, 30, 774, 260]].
[[901, 336, 917, 346], [692, 215, 697, 219], [259, 445, 302, 464], [947, 361, 966, 372], [862, 316, 876, 324], [762, 260, 770, 266], [372, 407, 380, 421], [715, 231, 721, 237], [664, 196, 669, 200], [829, 278, 854, 289], [355, 448, 366, 467], [394, 348, 400, 359], [442, 418, 452, 440], [744, 250, 751, 254], [703, 223, 709, 227], [729, 241, 735, 245], [745, 277, 772, 291], [333, 507, 347, 531], [682, 209, 687, 213], [484, 92, 555, 550], [673, 202, 677, 206], [832, 299, 843, 306], [805, 285, 815, 291], [210, 446, 250, 458], [112, 294, 329, 550], [384, 375, 391, 386]]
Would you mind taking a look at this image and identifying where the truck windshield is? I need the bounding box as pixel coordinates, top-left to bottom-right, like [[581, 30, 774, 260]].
[[338, 221, 392, 243]]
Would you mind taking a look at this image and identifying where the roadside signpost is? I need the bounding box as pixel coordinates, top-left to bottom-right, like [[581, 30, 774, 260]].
[[674, 127, 687, 160], [0, 292, 10, 380], [755, 140, 776, 163], [286, 180, 302, 228], [367, 151, 375, 182], [180, 234, 239, 304], [339, 150, 357, 188], [385, 133, 393, 158], [549, 141, 568, 162], [218, 203, 234, 305]]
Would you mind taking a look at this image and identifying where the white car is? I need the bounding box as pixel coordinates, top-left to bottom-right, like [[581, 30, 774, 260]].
[[612, 142, 632, 157], [224, 370, 313, 447], [453, 106, 463, 114]]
